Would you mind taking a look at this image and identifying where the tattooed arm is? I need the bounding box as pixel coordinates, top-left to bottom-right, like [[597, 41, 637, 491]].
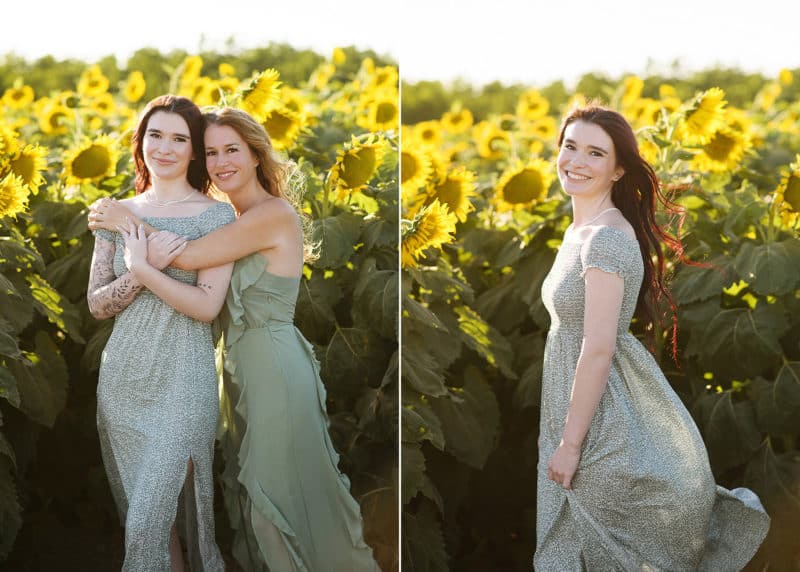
[[121, 222, 233, 323], [87, 235, 143, 320]]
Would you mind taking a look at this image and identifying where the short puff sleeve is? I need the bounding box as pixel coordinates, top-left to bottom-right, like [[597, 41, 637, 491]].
[[579, 226, 637, 280]]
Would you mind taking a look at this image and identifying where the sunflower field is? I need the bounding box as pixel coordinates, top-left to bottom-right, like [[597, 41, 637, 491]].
[[401, 70, 800, 570], [0, 46, 398, 569]]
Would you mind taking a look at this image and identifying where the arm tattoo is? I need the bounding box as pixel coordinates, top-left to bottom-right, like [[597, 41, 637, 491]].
[[197, 281, 214, 293], [87, 237, 144, 319]]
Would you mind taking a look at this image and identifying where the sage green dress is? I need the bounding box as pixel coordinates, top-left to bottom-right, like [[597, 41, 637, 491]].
[[535, 225, 770, 570], [217, 252, 378, 572], [95, 201, 235, 572]]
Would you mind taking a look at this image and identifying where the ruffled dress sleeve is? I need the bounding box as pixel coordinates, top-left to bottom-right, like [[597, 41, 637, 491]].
[[579, 226, 638, 280]]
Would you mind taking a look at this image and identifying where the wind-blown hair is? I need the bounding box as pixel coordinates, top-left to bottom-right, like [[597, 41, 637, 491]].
[[558, 104, 686, 355]]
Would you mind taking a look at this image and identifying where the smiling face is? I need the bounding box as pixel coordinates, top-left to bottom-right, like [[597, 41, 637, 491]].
[[204, 123, 259, 194], [141, 111, 194, 182], [557, 120, 624, 199]]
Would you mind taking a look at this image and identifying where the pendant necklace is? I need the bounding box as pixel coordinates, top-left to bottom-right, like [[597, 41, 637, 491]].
[[145, 189, 195, 208]]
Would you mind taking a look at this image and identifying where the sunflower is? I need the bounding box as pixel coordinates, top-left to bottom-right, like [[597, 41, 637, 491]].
[[774, 155, 800, 227], [691, 126, 750, 172], [679, 87, 727, 144], [474, 121, 511, 160], [755, 82, 781, 112], [0, 173, 29, 218], [401, 199, 458, 268], [123, 71, 146, 103], [310, 63, 336, 90], [77, 65, 109, 97], [441, 108, 474, 134], [0, 125, 20, 158], [620, 76, 644, 110], [366, 65, 399, 91], [37, 102, 73, 135], [2, 84, 34, 109], [63, 135, 120, 186], [779, 68, 793, 86], [90, 92, 116, 116], [357, 90, 399, 132], [659, 84, 677, 98], [525, 115, 557, 141], [263, 106, 306, 151], [425, 166, 476, 222], [516, 89, 549, 121], [9, 144, 47, 194], [187, 78, 221, 107], [218, 62, 236, 78], [332, 47, 347, 66], [494, 158, 554, 211], [625, 97, 662, 129], [413, 120, 443, 149], [401, 146, 433, 195], [329, 135, 386, 199], [180, 55, 204, 83], [239, 69, 282, 122]]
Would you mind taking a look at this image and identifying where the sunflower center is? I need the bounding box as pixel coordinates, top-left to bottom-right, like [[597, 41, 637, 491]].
[[10, 154, 35, 185], [704, 131, 737, 161], [434, 178, 462, 211], [72, 145, 112, 179], [49, 111, 68, 130], [784, 174, 800, 211], [265, 111, 293, 140], [503, 169, 543, 204], [401, 152, 418, 183], [341, 148, 377, 188], [375, 101, 397, 124]]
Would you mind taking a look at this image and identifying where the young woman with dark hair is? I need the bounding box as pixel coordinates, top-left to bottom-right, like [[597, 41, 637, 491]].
[[535, 105, 769, 569], [89, 107, 379, 572], [87, 94, 234, 571]]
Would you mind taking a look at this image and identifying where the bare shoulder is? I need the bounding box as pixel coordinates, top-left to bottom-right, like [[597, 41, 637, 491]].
[[595, 210, 636, 241], [249, 196, 299, 226]]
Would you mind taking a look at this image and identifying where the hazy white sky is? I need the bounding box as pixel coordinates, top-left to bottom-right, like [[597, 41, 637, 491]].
[[401, 0, 800, 86], [3, 1, 397, 63], [4, 1, 799, 88]]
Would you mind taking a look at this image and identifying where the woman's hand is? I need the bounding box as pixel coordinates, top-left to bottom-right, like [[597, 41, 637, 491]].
[[119, 220, 149, 274], [147, 231, 187, 270], [547, 440, 581, 490], [88, 197, 132, 232]]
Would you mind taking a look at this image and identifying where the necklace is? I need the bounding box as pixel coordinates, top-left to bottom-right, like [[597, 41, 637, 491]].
[[144, 189, 195, 207], [575, 206, 619, 228]]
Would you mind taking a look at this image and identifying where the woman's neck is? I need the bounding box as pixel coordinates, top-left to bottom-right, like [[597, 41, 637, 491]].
[[227, 182, 272, 216], [571, 193, 615, 228], [149, 177, 195, 200]]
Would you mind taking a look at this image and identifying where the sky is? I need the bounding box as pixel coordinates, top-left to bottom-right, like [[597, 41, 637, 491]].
[[4, 1, 800, 88], [2, 1, 398, 63]]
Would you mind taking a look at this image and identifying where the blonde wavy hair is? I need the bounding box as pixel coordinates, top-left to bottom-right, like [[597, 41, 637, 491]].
[[203, 107, 317, 262]]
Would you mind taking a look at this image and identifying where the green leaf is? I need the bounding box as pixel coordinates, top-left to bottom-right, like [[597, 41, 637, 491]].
[[320, 327, 371, 391], [699, 304, 787, 379], [45, 238, 94, 300], [698, 391, 763, 474], [27, 273, 85, 343], [81, 319, 113, 374], [401, 332, 448, 397], [0, 235, 45, 274], [7, 332, 69, 428], [671, 259, 730, 304], [733, 239, 800, 296], [0, 330, 20, 359], [0, 432, 15, 471], [295, 270, 342, 344], [0, 273, 20, 299], [312, 212, 362, 268], [0, 365, 21, 408], [401, 500, 448, 572], [753, 362, 800, 436], [0, 274, 33, 332], [474, 277, 529, 334], [453, 305, 517, 379], [402, 392, 445, 450], [401, 441, 426, 505], [362, 215, 397, 251], [353, 260, 397, 340], [0, 456, 22, 559], [402, 296, 448, 332], [429, 367, 501, 469], [408, 260, 474, 304]]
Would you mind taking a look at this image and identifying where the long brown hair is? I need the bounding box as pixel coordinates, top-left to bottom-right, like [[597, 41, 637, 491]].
[[131, 94, 210, 194], [557, 105, 685, 355], [203, 107, 316, 262]]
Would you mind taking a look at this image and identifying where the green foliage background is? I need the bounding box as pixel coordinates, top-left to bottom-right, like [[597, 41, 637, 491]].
[[402, 69, 800, 571], [0, 44, 398, 570]]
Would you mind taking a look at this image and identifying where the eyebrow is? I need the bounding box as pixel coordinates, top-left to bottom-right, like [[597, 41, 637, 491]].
[[147, 128, 191, 139], [563, 138, 609, 155]]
